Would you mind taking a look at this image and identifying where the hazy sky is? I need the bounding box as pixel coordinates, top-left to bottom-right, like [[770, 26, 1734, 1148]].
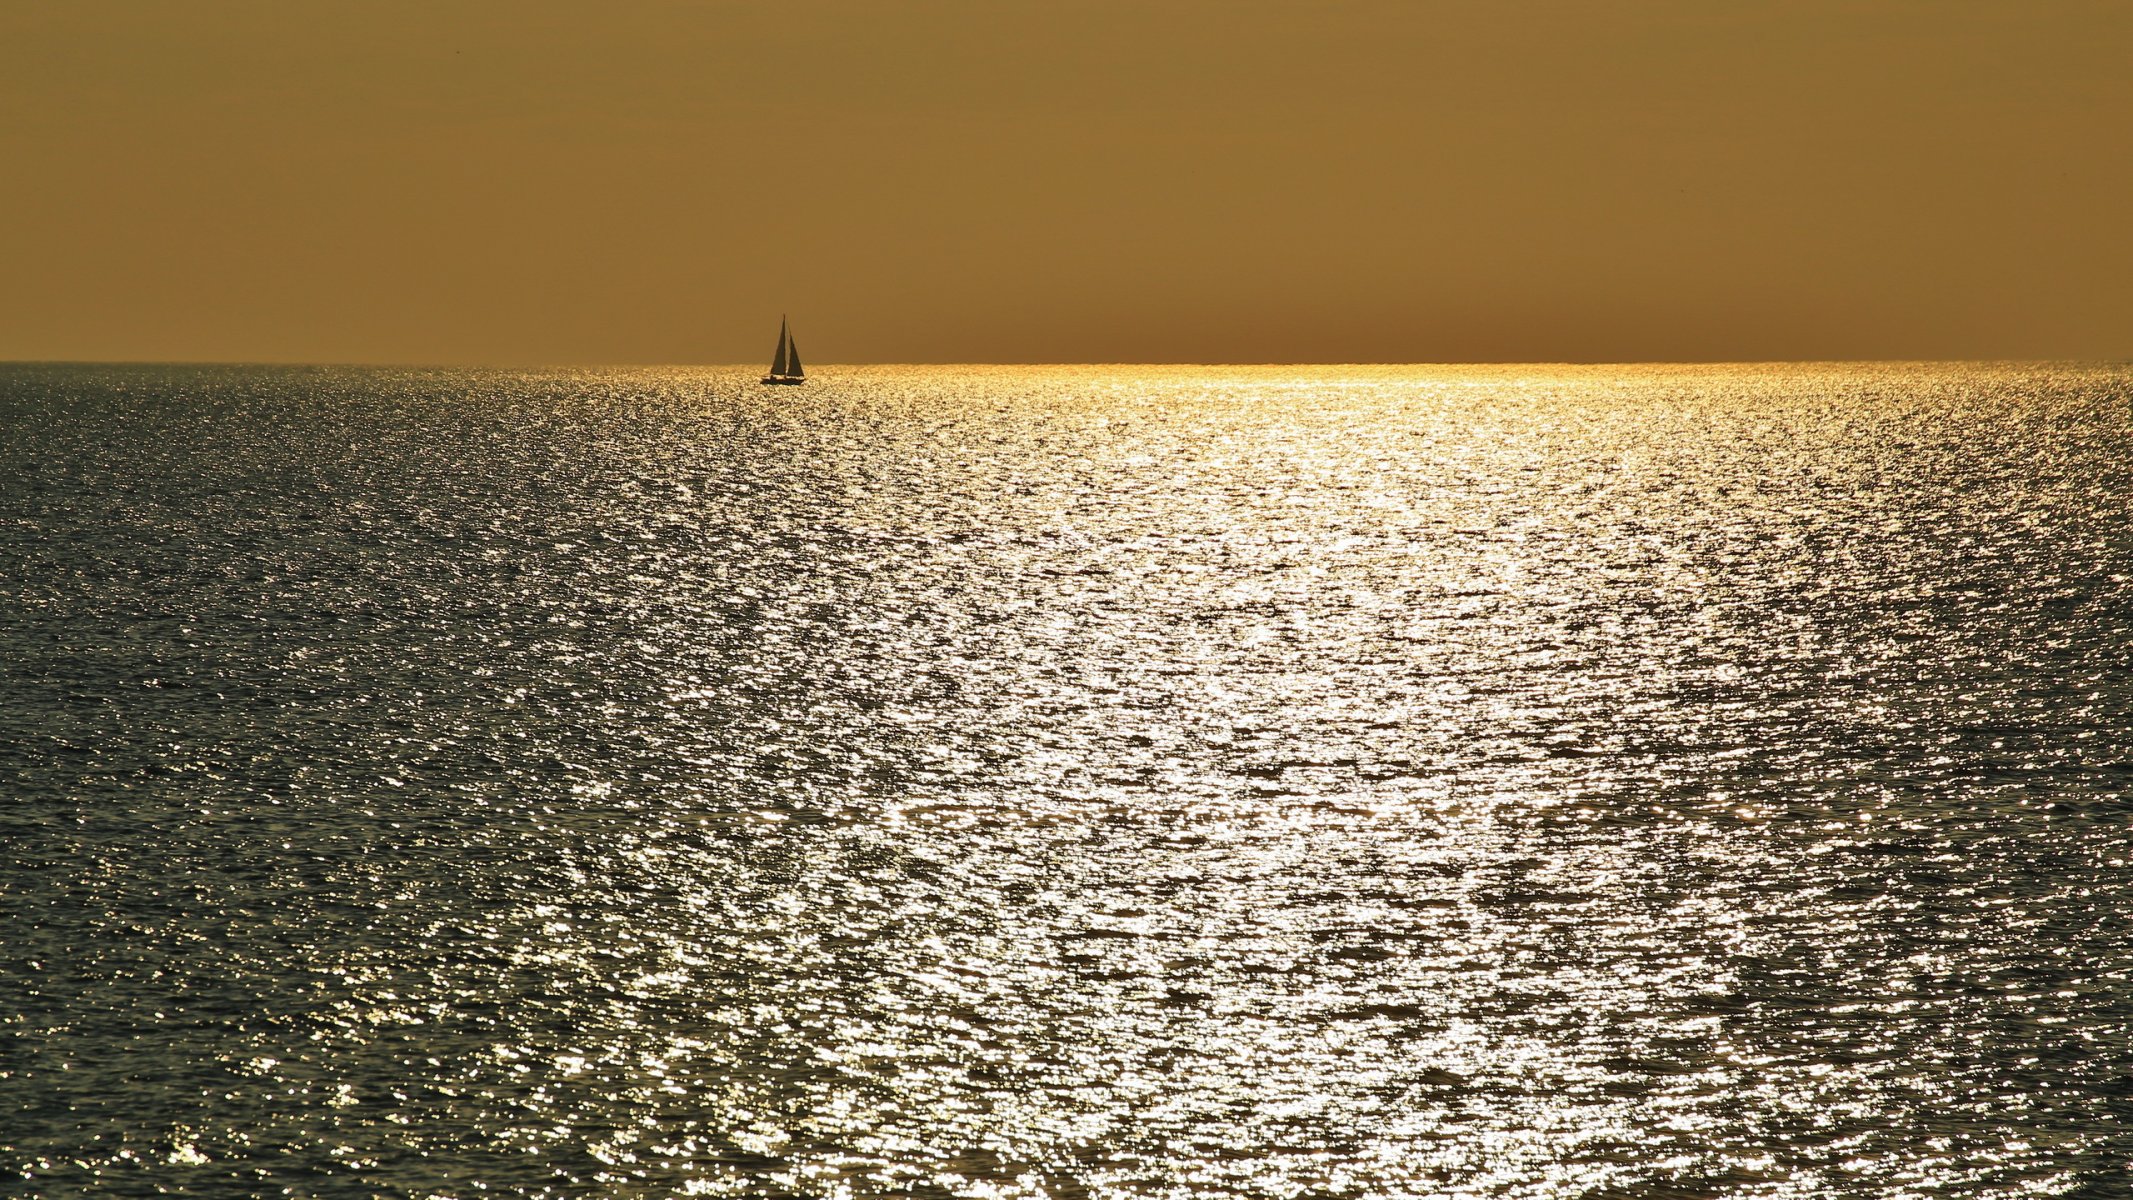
[[3, 1, 2128, 364]]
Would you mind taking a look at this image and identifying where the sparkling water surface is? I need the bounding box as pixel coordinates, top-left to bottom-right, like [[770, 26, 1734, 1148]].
[[3, 363, 2130, 1198]]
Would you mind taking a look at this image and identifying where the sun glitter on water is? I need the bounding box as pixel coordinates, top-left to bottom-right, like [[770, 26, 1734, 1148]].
[[2, 363, 2129, 1197]]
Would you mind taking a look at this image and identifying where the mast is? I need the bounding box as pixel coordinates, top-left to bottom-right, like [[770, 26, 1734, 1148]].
[[771, 319, 790, 376]]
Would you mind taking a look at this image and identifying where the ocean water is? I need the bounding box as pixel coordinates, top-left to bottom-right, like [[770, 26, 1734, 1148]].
[[2, 362, 2129, 1199]]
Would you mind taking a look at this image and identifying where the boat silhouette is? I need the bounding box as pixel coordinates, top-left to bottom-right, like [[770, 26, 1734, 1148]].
[[760, 317, 804, 386]]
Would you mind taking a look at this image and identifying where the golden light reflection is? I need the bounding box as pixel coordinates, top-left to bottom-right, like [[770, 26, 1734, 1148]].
[[7, 364, 2126, 1196]]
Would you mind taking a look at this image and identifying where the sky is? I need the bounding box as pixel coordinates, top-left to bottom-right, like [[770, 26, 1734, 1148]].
[[2, 0, 2128, 365]]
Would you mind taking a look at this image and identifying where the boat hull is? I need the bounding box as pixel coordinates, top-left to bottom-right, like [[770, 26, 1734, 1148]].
[[759, 375, 805, 386]]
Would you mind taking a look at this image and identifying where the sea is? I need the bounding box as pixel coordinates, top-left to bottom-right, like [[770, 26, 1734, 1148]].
[[2, 363, 2129, 1199]]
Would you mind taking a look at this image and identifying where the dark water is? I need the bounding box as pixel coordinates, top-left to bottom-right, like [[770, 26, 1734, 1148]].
[[3, 363, 2130, 1198]]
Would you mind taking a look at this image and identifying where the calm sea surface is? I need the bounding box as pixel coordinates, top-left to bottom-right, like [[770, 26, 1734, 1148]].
[[3, 363, 2130, 1199]]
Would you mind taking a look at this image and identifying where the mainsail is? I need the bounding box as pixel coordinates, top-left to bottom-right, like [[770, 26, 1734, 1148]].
[[785, 332, 803, 378], [770, 321, 791, 376]]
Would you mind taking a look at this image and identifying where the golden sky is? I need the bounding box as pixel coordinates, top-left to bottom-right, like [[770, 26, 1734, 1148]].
[[3, 1, 2127, 364]]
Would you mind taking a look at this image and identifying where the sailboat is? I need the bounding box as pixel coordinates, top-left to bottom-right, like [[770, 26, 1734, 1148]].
[[760, 317, 805, 386]]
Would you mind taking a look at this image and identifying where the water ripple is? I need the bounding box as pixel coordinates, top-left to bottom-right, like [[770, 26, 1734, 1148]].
[[2, 363, 2129, 1197]]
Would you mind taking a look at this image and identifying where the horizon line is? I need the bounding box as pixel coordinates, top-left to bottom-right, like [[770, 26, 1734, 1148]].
[[5, 357, 2128, 371]]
